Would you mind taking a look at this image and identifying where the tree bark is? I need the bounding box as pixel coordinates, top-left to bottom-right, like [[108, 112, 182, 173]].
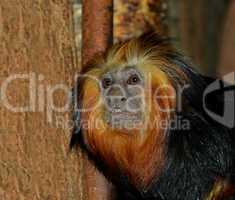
[[0, 0, 81, 199]]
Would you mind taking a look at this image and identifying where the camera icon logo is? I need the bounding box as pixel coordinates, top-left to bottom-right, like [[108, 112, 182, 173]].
[[203, 72, 235, 128]]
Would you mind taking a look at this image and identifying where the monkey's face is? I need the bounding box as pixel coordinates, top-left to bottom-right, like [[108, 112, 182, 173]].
[[100, 66, 145, 130], [80, 62, 174, 188]]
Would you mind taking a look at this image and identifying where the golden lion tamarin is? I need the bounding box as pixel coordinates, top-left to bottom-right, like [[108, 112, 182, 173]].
[[70, 33, 235, 200]]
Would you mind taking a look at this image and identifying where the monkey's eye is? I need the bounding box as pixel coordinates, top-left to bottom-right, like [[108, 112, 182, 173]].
[[102, 78, 113, 88], [127, 74, 140, 85]]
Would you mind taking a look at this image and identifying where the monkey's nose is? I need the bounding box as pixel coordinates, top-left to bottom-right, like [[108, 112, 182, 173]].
[[107, 96, 127, 109]]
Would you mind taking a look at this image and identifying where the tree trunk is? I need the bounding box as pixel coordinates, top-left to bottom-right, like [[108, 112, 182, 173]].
[[81, 1, 115, 200], [0, 0, 81, 199]]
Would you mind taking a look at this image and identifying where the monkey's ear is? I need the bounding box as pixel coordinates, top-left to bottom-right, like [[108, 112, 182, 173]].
[[69, 78, 85, 150]]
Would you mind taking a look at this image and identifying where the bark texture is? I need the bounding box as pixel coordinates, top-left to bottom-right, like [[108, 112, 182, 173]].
[[0, 0, 81, 199]]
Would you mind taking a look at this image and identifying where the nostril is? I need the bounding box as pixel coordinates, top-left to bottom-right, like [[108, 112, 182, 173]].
[[121, 97, 127, 102]]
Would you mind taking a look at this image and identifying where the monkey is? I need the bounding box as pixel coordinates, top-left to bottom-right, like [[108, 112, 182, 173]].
[[70, 33, 235, 200]]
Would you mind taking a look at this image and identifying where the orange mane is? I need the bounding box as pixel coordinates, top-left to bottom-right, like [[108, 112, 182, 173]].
[[80, 34, 187, 189]]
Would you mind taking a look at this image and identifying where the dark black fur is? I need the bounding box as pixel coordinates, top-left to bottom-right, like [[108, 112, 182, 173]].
[[145, 54, 235, 200]]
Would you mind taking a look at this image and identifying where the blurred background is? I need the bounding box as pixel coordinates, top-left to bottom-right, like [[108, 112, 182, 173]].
[[73, 0, 235, 77]]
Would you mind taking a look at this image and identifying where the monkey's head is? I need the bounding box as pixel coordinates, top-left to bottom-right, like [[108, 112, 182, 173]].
[[72, 33, 190, 190]]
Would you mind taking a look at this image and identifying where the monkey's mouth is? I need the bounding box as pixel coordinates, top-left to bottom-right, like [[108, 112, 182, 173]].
[[104, 110, 143, 130], [111, 112, 139, 121], [111, 111, 140, 119]]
